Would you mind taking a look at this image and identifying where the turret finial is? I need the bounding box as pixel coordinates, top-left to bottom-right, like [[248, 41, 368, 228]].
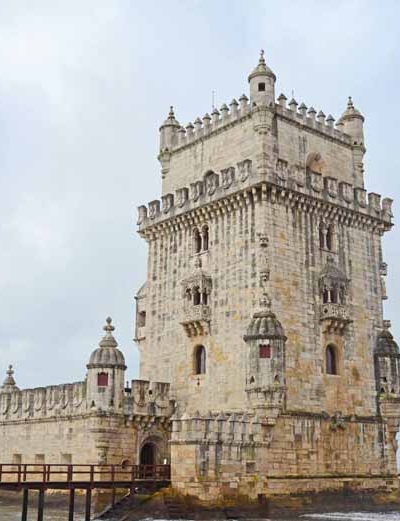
[[259, 292, 272, 309], [259, 49, 265, 63], [1, 363, 18, 392], [103, 317, 115, 333], [347, 96, 354, 109]]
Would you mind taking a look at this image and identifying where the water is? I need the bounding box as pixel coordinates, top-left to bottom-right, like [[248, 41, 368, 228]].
[[0, 496, 85, 520], [1, 504, 399, 521], [302, 515, 400, 520]]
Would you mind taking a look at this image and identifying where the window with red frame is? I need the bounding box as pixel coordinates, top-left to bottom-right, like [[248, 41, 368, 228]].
[[97, 372, 108, 387], [259, 344, 271, 359]]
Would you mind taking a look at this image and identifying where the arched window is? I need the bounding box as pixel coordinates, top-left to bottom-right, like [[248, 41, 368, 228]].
[[193, 229, 202, 254], [193, 287, 201, 306], [138, 311, 146, 327], [202, 225, 209, 251], [326, 345, 337, 375], [194, 345, 206, 375], [97, 372, 108, 387], [202, 290, 208, 305]]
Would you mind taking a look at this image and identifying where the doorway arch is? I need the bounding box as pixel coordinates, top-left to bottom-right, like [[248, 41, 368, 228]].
[[140, 442, 156, 465]]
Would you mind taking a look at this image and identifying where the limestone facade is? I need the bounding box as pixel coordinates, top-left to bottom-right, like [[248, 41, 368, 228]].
[[1, 50, 399, 505], [0, 319, 172, 473], [135, 51, 400, 500]]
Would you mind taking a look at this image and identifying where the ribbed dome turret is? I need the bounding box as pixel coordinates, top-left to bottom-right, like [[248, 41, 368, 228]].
[[376, 322, 399, 356], [159, 106, 180, 130], [337, 97, 364, 123], [0, 365, 19, 394], [87, 317, 126, 369], [248, 50, 276, 82], [244, 294, 286, 341]]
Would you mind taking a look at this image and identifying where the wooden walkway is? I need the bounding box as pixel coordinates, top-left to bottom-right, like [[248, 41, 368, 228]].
[[0, 463, 171, 521]]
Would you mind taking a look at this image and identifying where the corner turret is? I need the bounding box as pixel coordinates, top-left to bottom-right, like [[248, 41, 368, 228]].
[[248, 50, 276, 108], [243, 293, 286, 423], [337, 97, 366, 187], [86, 317, 126, 412], [159, 106, 180, 151]]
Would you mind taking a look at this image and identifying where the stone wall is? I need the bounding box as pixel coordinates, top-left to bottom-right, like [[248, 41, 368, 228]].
[[170, 412, 398, 501], [0, 378, 172, 468], [137, 178, 391, 415]]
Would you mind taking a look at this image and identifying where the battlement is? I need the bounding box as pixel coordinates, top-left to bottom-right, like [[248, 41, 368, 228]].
[[0, 381, 87, 422], [171, 410, 262, 444], [275, 95, 352, 145], [0, 377, 174, 423], [161, 95, 352, 157], [137, 158, 393, 232], [124, 379, 173, 418]]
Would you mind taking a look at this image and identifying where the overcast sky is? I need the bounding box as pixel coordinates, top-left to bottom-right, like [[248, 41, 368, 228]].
[[0, 1, 399, 389]]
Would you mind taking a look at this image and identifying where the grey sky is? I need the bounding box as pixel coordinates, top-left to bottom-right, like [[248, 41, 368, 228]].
[[0, 0, 399, 389]]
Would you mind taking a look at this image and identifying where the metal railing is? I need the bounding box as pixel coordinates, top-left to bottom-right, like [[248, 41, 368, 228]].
[[0, 463, 171, 487]]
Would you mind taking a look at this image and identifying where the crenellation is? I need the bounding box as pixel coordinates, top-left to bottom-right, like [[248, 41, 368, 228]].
[[138, 164, 393, 234], [0, 381, 87, 421], [1, 51, 398, 506]]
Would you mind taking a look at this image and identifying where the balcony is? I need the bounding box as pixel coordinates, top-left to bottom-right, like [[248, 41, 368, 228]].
[[180, 305, 211, 337], [320, 303, 352, 333]]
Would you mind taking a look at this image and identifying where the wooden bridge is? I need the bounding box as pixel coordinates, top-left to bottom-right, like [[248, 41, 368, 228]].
[[0, 463, 171, 521]]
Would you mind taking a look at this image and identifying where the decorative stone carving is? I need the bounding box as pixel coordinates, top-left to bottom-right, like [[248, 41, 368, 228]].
[[276, 159, 289, 184], [137, 205, 148, 225], [354, 187, 367, 208], [319, 257, 351, 333], [374, 322, 400, 398], [380, 262, 388, 300], [339, 182, 353, 203], [237, 159, 252, 182], [204, 171, 219, 196], [176, 187, 189, 208], [330, 411, 346, 431], [180, 259, 212, 337], [220, 167, 235, 189], [308, 171, 323, 193], [190, 181, 204, 202], [148, 200, 160, 219], [243, 294, 287, 425], [368, 192, 381, 213], [382, 198, 394, 221], [324, 176, 338, 198], [161, 193, 174, 214], [292, 163, 305, 188]]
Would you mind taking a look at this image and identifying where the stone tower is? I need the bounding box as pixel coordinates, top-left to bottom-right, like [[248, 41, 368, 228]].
[[87, 317, 126, 412], [136, 52, 399, 501]]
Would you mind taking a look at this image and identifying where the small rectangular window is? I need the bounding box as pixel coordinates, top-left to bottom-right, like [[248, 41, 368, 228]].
[[61, 453, 72, 464], [12, 454, 22, 464], [258, 82, 266, 92], [259, 344, 271, 358], [97, 372, 108, 387], [35, 454, 45, 464]]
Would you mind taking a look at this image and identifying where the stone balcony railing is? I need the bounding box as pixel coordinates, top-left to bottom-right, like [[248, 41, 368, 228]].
[[183, 304, 211, 322], [320, 303, 352, 333], [180, 305, 211, 337]]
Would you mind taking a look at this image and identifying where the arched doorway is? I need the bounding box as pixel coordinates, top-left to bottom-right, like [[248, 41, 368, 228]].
[[140, 442, 155, 465]]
